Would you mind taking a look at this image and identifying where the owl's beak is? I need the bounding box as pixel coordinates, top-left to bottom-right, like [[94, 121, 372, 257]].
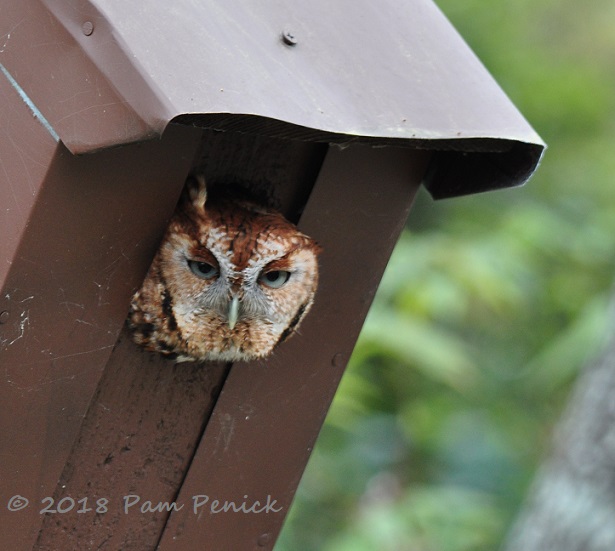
[[227, 295, 241, 330]]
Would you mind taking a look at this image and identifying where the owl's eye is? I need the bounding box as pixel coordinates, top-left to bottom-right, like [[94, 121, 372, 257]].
[[259, 270, 291, 289], [188, 260, 219, 280]]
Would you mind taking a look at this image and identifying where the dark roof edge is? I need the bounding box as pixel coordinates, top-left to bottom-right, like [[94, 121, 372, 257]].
[[172, 114, 546, 199], [424, 141, 545, 199]]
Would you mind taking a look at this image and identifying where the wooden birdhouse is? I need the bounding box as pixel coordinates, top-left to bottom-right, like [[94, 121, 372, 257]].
[[0, 1, 544, 549]]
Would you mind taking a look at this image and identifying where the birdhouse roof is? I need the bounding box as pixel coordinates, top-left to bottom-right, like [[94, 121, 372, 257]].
[[0, 0, 544, 198]]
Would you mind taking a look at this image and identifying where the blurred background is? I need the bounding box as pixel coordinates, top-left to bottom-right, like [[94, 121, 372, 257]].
[[276, 1, 615, 549]]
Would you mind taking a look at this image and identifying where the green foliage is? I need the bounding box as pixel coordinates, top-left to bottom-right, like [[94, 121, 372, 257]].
[[277, 1, 615, 549]]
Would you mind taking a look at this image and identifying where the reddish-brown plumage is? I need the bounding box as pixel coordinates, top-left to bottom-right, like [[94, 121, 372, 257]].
[[128, 175, 320, 362]]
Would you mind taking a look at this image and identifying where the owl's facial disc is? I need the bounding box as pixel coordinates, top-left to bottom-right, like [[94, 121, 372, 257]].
[[129, 174, 321, 363]]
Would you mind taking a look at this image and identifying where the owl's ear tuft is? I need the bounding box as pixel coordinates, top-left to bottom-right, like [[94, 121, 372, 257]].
[[186, 173, 207, 211]]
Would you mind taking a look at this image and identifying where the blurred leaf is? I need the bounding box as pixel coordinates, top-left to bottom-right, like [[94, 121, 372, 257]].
[[358, 307, 480, 393], [323, 485, 504, 551], [522, 295, 612, 394]]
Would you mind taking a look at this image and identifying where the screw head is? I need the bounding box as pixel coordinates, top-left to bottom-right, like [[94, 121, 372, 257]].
[[257, 533, 271, 547], [281, 30, 297, 46], [82, 21, 94, 36]]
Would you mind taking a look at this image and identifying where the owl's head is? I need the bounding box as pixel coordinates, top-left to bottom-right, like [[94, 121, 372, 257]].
[[130, 174, 321, 362]]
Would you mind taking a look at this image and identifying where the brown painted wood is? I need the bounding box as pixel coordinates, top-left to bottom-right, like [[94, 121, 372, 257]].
[[0, 124, 202, 550], [34, 330, 229, 550], [0, 61, 60, 551], [157, 145, 431, 550], [0, 62, 59, 290]]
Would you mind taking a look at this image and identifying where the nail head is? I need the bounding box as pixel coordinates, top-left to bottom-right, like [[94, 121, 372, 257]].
[[82, 21, 94, 36], [0, 311, 9, 324], [282, 30, 297, 46]]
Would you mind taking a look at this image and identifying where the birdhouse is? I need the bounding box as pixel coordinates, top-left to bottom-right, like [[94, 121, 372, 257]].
[[0, 1, 544, 549]]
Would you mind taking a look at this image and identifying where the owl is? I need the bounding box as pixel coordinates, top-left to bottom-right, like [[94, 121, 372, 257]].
[[128, 174, 321, 362]]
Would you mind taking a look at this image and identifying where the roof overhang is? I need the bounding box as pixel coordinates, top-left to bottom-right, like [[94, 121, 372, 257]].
[[0, 0, 544, 198]]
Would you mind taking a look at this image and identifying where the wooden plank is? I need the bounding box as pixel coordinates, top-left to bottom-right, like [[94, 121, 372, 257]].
[[0, 59, 59, 290], [0, 57, 60, 551], [0, 124, 202, 550], [34, 330, 229, 550], [157, 145, 431, 550]]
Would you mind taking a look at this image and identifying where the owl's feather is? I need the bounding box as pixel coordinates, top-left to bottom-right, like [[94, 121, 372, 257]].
[[128, 174, 320, 363]]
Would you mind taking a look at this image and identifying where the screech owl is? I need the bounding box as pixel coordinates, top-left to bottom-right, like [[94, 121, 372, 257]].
[[128, 174, 321, 362]]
